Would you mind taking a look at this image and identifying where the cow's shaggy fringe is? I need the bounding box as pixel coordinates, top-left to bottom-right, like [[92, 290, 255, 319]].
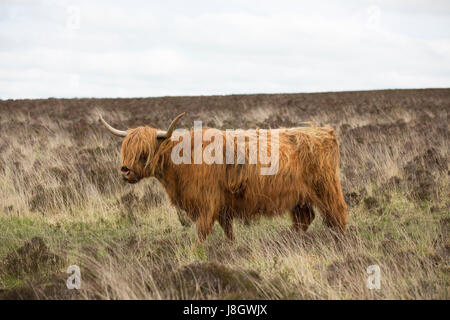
[[119, 124, 348, 241]]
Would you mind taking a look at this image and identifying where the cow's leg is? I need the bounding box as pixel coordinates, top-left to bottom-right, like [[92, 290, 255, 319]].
[[290, 203, 315, 232], [218, 213, 234, 241], [324, 192, 347, 233], [314, 179, 347, 233], [321, 203, 347, 233], [195, 212, 215, 243], [176, 208, 192, 227]]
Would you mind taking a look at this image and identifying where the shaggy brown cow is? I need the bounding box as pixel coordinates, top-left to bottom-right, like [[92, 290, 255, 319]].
[[99, 113, 347, 241]]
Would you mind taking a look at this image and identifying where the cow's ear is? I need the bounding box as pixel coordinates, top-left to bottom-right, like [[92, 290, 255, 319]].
[[156, 113, 186, 139]]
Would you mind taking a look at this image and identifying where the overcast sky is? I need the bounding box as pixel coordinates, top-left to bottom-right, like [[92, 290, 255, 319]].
[[0, 0, 449, 99]]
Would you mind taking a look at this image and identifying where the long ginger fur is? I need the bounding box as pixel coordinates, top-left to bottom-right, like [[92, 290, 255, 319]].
[[120, 124, 348, 241]]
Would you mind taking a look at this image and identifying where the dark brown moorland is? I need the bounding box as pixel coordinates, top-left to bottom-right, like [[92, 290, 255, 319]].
[[0, 88, 448, 299]]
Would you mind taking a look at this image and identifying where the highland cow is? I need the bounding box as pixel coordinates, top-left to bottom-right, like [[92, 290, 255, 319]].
[[99, 113, 347, 242]]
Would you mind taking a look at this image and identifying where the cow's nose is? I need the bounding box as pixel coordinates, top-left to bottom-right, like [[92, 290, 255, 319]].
[[121, 167, 130, 180]]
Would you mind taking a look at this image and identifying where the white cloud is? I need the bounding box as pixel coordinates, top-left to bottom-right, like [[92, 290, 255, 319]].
[[0, 0, 449, 99]]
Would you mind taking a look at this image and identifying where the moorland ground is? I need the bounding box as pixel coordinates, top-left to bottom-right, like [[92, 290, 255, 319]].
[[0, 88, 448, 299]]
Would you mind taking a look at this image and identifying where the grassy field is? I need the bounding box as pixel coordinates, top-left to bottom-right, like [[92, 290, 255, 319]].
[[0, 89, 448, 299]]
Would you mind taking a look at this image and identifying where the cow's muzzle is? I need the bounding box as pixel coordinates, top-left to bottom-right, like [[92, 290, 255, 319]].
[[121, 166, 140, 184]]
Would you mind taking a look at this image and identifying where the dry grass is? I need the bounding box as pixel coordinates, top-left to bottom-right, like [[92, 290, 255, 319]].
[[0, 89, 448, 300]]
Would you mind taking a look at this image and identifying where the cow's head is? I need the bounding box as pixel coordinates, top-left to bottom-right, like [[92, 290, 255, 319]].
[[99, 113, 185, 183]]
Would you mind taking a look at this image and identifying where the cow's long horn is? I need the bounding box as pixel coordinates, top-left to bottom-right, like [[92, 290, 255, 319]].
[[157, 112, 186, 138], [99, 114, 128, 137]]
